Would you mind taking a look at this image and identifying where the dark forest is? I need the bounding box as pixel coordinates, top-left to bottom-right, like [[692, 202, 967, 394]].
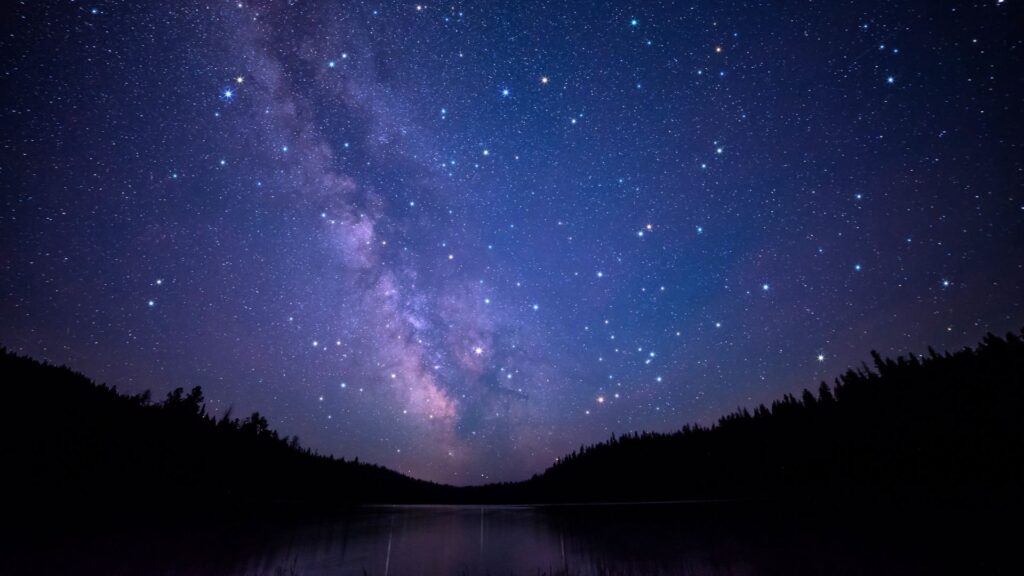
[[4, 329, 1021, 519]]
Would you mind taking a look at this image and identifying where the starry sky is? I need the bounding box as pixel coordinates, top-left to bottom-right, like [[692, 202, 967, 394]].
[[2, 0, 1022, 484]]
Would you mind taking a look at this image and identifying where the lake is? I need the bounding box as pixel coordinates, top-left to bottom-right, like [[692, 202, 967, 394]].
[[7, 501, 995, 575]]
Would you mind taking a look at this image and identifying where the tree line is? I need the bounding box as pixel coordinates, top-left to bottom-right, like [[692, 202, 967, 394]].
[[502, 330, 1023, 504], [3, 329, 1022, 519], [1, 349, 455, 523]]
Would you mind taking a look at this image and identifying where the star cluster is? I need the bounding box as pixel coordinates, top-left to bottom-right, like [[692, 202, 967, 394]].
[[1, 1, 1021, 483]]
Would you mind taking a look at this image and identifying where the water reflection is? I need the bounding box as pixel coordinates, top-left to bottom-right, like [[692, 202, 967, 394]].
[[14, 503, 949, 575]]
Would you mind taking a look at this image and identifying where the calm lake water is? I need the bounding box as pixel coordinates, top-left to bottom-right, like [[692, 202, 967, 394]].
[[9, 502, 992, 575]]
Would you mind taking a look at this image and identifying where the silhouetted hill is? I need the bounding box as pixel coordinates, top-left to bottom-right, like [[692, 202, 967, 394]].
[[1, 349, 455, 522], [499, 330, 1024, 505], [3, 330, 1022, 520]]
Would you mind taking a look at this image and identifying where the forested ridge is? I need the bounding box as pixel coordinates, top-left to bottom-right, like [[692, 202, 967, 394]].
[[3, 329, 1021, 516], [509, 330, 1023, 504], [1, 349, 454, 520]]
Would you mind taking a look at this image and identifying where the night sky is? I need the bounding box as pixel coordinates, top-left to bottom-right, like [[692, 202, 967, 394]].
[[2, 1, 1021, 484]]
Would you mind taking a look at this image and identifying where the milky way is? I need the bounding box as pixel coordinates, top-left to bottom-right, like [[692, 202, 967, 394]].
[[1, 1, 1021, 483]]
